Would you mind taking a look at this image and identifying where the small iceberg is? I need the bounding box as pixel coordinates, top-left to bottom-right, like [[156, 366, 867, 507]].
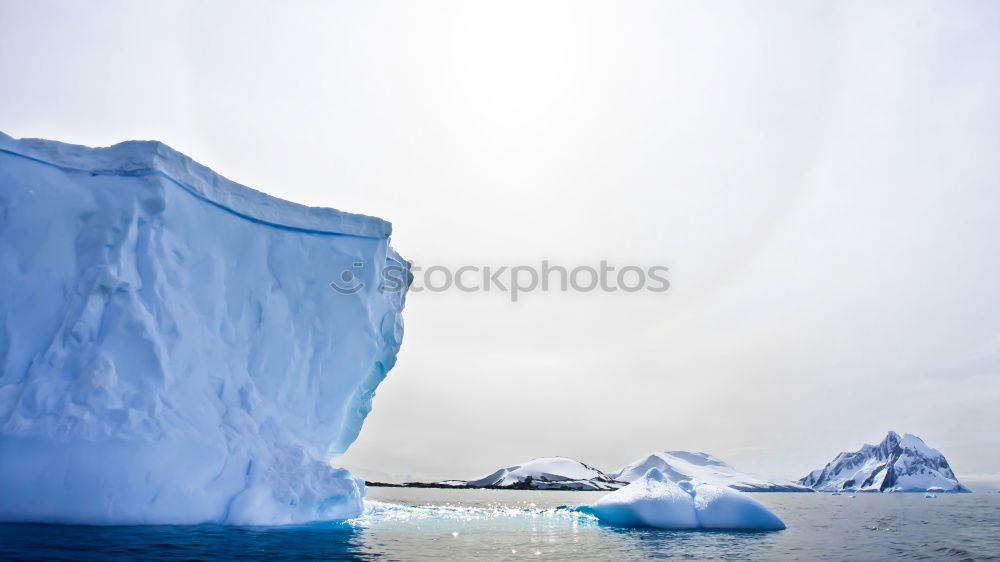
[[925, 493, 937, 499], [577, 468, 785, 531]]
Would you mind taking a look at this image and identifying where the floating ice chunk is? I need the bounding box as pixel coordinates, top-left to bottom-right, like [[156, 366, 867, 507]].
[[579, 467, 699, 529], [690, 481, 786, 530], [580, 468, 785, 531]]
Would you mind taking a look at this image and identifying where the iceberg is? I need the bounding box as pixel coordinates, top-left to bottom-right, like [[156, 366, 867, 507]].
[[579, 468, 786, 531], [0, 133, 409, 525]]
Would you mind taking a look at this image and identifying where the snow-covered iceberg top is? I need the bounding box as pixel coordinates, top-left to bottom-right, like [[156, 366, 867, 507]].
[[0, 132, 408, 525], [578, 468, 786, 531], [613, 451, 812, 492], [0, 133, 390, 238], [799, 432, 970, 493]]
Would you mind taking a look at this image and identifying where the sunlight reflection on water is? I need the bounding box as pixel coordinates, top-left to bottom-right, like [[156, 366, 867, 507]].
[[0, 490, 997, 560]]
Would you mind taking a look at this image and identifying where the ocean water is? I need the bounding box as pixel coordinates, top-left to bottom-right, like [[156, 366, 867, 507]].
[[1, 488, 998, 560]]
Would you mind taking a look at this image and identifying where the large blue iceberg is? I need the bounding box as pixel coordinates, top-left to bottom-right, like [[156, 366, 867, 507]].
[[0, 132, 408, 525]]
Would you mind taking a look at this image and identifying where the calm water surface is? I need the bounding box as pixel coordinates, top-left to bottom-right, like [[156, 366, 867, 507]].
[[1, 488, 998, 560]]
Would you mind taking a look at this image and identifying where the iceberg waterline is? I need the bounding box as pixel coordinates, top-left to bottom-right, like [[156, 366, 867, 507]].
[[578, 468, 787, 531], [0, 133, 409, 525]]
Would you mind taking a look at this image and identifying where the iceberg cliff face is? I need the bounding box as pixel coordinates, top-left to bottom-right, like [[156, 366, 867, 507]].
[[799, 432, 969, 493], [0, 132, 409, 524]]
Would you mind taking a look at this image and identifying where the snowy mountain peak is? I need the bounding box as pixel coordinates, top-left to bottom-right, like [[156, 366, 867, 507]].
[[661, 451, 727, 467], [799, 432, 969, 493], [613, 451, 812, 492]]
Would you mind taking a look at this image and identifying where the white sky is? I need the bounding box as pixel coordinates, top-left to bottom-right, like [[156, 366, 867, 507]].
[[2, 0, 999, 484]]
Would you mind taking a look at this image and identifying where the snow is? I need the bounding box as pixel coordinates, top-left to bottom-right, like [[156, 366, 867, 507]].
[[0, 133, 409, 525], [798, 432, 969, 493], [433, 480, 469, 487], [579, 468, 786, 531], [460, 457, 623, 490], [421, 452, 810, 492], [613, 451, 812, 492]]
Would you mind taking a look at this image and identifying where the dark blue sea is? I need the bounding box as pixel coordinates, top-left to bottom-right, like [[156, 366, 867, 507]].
[[2, 488, 998, 560]]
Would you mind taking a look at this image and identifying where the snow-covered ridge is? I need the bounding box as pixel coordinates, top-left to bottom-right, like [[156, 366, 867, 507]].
[[386, 452, 809, 492], [799, 432, 969, 493], [460, 457, 625, 490], [0, 132, 390, 238], [613, 451, 812, 492], [0, 133, 409, 524], [386, 457, 627, 491]]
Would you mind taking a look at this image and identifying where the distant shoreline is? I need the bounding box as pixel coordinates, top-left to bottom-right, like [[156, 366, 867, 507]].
[[363, 481, 816, 492], [364, 481, 603, 491]]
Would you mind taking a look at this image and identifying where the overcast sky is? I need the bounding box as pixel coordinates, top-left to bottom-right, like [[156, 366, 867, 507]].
[[2, 0, 999, 484]]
